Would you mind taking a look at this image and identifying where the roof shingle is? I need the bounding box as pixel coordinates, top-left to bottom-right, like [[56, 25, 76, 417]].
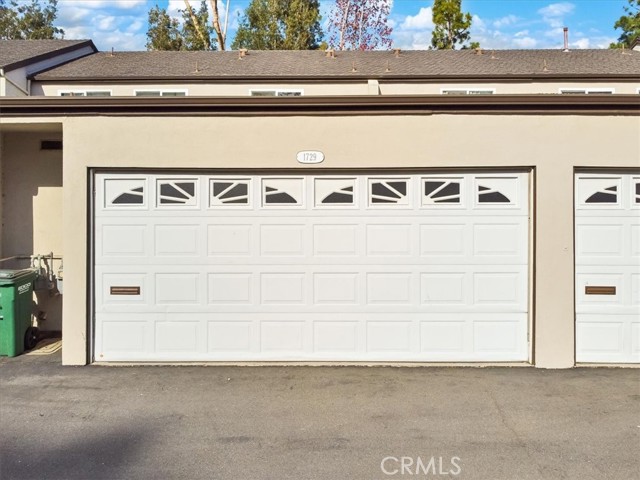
[[0, 39, 94, 70], [32, 48, 640, 81]]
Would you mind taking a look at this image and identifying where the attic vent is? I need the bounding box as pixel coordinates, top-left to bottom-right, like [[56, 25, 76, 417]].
[[41, 140, 62, 150]]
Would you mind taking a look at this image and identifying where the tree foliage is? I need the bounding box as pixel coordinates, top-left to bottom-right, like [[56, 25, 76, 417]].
[[0, 0, 64, 40], [232, 0, 322, 50], [182, 0, 215, 50], [431, 0, 473, 50], [328, 0, 393, 51], [146, 5, 184, 50], [609, 0, 640, 48], [146, 1, 216, 51]]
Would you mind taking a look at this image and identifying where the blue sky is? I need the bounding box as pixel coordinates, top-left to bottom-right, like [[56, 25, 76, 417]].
[[54, 0, 627, 51]]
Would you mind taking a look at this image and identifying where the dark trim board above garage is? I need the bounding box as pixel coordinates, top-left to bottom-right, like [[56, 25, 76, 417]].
[[1, 94, 639, 117]]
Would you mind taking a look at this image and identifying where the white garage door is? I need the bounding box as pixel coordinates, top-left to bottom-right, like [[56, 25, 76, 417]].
[[94, 172, 529, 362], [575, 173, 640, 363]]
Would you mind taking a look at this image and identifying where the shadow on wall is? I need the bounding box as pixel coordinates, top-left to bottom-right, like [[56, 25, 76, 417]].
[[1, 131, 63, 331]]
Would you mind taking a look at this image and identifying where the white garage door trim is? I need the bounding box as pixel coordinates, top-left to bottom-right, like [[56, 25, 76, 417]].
[[575, 172, 640, 363], [92, 171, 531, 363]]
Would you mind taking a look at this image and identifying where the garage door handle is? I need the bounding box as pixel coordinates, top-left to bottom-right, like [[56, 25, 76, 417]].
[[585, 286, 616, 295], [110, 286, 141, 295]]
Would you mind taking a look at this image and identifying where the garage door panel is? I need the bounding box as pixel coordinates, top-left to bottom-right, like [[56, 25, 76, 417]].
[[154, 224, 202, 257], [472, 222, 527, 258], [366, 224, 414, 256], [207, 224, 253, 256], [313, 273, 359, 305], [313, 224, 360, 256], [95, 172, 530, 362], [155, 273, 201, 305], [208, 273, 253, 305], [473, 321, 523, 354], [313, 321, 359, 353], [260, 273, 307, 305], [420, 223, 467, 257], [259, 224, 306, 256], [576, 224, 624, 259], [420, 273, 466, 305], [156, 321, 200, 353], [420, 322, 466, 353], [366, 321, 414, 353], [208, 321, 253, 352], [260, 321, 307, 353], [473, 271, 527, 309], [99, 224, 147, 258], [100, 321, 147, 354]]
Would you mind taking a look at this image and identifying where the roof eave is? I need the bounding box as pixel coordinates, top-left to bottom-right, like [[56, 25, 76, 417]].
[[2, 40, 97, 72], [1, 94, 638, 117], [32, 73, 640, 83]]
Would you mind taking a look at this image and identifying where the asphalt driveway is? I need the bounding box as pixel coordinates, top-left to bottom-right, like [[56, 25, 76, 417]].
[[1, 352, 638, 480]]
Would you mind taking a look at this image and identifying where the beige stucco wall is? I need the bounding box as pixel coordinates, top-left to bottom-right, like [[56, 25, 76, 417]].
[[32, 80, 640, 97], [54, 113, 640, 367], [0, 130, 64, 331]]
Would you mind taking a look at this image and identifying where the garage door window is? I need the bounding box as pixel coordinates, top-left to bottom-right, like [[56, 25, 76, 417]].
[[577, 177, 621, 206], [369, 179, 409, 206], [586, 187, 617, 204], [210, 179, 251, 206], [475, 177, 518, 205], [262, 178, 303, 206], [635, 180, 640, 204], [104, 179, 146, 207], [422, 178, 462, 205], [157, 179, 198, 206], [314, 178, 356, 206]]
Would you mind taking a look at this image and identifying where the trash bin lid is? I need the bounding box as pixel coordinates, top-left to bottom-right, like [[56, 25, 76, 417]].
[[0, 269, 37, 280]]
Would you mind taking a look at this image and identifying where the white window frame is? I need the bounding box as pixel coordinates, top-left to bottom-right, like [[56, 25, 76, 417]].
[[636, 87, 640, 94], [440, 88, 496, 95], [58, 89, 112, 97], [559, 88, 615, 94], [249, 89, 304, 97], [134, 89, 188, 97]]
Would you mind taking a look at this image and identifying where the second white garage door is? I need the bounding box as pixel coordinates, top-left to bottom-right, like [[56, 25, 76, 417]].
[[94, 172, 530, 362], [575, 173, 640, 363]]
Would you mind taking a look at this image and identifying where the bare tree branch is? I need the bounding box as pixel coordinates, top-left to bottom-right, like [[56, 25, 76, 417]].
[[209, 0, 226, 50], [183, 0, 208, 47]]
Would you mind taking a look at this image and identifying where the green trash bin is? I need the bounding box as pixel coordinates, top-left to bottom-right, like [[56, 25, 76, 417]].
[[0, 269, 38, 357]]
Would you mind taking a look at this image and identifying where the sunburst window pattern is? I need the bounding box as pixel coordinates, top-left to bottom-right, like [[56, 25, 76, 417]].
[[157, 180, 197, 206], [113, 187, 144, 205], [210, 180, 250, 206], [105, 179, 146, 207], [369, 179, 409, 205], [477, 185, 511, 203], [262, 178, 303, 206], [423, 180, 461, 204], [585, 185, 617, 204], [314, 178, 356, 206]]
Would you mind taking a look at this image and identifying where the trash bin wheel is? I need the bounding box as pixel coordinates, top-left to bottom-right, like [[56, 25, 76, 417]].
[[24, 327, 39, 351]]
